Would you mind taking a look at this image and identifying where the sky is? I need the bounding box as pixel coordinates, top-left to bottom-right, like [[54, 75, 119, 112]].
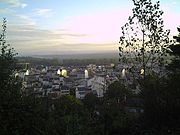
[[0, 0, 180, 56]]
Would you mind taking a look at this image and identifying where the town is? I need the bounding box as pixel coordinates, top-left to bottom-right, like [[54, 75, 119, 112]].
[[16, 62, 140, 99]]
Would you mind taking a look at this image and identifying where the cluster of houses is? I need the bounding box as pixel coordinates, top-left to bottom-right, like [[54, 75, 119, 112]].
[[15, 61, 152, 100], [15, 64, 120, 99], [14, 62, 154, 114], [15, 59, 168, 115]]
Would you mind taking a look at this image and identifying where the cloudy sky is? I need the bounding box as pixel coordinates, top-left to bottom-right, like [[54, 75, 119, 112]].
[[0, 0, 180, 56]]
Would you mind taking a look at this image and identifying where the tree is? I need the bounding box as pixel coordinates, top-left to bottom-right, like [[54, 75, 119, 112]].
[[83, 93, 103, 135], [141, 30, 180, 131], [119, 0, 170, 81], [0, 18, 22, 134], [168, 27, 180, 71], [84, 93, 100, 116], [0, 18, 17, 88], [93, 81, 135, 135], [47, 95, 87, 135], [105, 81, 131, 103], [141, 72, 180, 134], [173, 27, 180, 43]]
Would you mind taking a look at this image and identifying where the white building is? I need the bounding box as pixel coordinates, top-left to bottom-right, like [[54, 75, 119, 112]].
[[85, 69, 89, 79], [88, 76, 106, 97]]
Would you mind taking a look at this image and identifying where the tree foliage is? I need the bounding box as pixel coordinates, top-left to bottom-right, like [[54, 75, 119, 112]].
[[0, 18, 17, 89], [168, 27, 180, 71], [141, 73, 180, 134], [119, 0, 170, 79]]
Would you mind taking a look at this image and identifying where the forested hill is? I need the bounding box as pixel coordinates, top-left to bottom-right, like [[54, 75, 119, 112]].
[[16, 56, 119, 66], [32, 52, 119, 59]]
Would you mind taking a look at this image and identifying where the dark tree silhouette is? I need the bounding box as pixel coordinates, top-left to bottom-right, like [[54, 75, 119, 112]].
[[141, 27, 180, 134], [119, 0, 170, 81], [0, 18, 17, 90], [0, 18, 22, 134], [168, 27, 180, 71], [171, 27, 180, 56]]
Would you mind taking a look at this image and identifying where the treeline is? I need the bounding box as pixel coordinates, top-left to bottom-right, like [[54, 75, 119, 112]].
[[17, 57, 119, 66]]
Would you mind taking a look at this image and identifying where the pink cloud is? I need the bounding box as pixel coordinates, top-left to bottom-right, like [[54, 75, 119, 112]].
[[59, 8, 132, 44]]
